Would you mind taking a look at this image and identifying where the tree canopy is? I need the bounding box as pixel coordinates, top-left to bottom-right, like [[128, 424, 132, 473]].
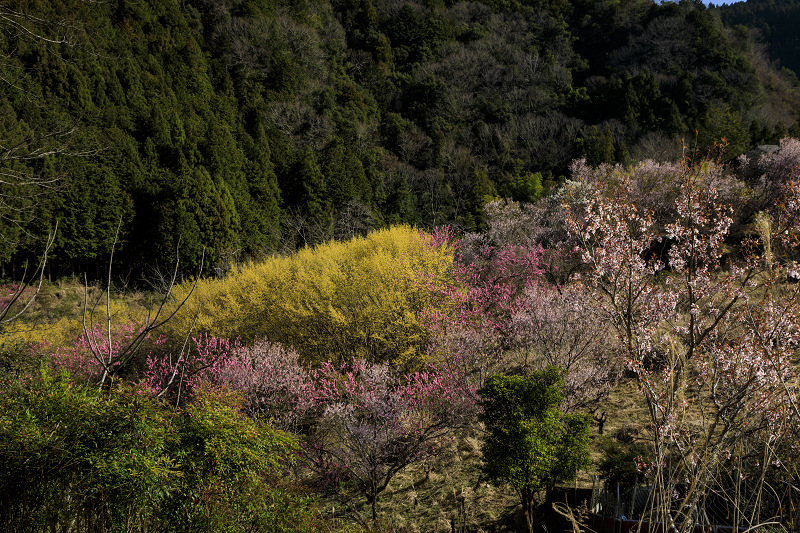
[[1, 0, 799, 277], [479, 368, 591, 533]]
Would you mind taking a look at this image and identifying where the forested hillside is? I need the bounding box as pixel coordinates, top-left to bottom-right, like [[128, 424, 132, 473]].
[[717, 0, 800, 78], [2, 0, 799, 277], [6, 2, 800, 531]]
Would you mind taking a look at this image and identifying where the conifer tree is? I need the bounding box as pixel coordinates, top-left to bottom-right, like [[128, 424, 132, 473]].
[[298, 147, 332, 243]]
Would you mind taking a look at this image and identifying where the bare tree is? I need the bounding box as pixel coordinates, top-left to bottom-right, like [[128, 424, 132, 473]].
[[0, 221, 56, 326], [0, 4, 71, 47], [81, 221, 205, 391], [334, 200, 377, 241], [0, 2, 82, 315], [0, 127, 89, 247]]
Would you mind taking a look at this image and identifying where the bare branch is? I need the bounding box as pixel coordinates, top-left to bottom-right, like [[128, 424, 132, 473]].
[[0, 4, 73, 46], [0, 220, 57, 324]]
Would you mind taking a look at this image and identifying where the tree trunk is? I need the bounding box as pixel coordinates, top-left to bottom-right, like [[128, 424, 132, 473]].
[[367, 486, 378, 522], [522, 490, 534, 533]]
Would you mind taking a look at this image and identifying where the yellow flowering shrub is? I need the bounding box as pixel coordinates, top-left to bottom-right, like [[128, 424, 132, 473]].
[[164, 226, 454, 368], [3, 298, 150, 348]]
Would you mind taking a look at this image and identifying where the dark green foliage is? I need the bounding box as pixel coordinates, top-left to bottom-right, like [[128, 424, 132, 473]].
[[0, 368, 324, 532], [238, 127, 283, 254], [467, 165, 499, 230], [697, 103, 751, 160], [1, 0, 798, 278], [718, 0, 800, 79], [299, 148, 331, 223], [584, 125, 616, 167], [479, 368, 591, 533], [598, 438, 651, 488]]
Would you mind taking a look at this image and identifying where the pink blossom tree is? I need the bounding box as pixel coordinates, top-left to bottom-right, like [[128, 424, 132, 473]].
[[141, 333, 238, 404], [213, 339, 314, 432], [565, 158, 800, 531], [425, 320, 503, 395], [425, 229, 544, 337], [305, 358, 476, 521], [739, 137, 800, 215], [510, 282, 615, 412], [420, 225, 544, 388], [423, 218, 613, 412], [50, 321, 169, 385], [482, 197, 580, 286]]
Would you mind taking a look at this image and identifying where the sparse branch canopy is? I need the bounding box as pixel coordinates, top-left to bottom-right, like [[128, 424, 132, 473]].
[[0, 126, 81, 254], [0, 4, 72, 45], [0, 220, 56, 325], [81, 226, 206, 391], [566, 158, 800, 532], [0, 3, 84, 257], [306, 358, 476, 521]]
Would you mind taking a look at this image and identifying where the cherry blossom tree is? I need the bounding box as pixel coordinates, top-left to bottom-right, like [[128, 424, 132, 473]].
[[142, 333, 238, 405], [424, 228, 544, 337], [739, 137, 800, 216], [564, 158, 800, 531], [510, 282, 615, 412], [483, 196, 582, 286]]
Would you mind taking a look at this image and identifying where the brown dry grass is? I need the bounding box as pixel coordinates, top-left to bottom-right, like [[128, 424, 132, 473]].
[[316, 425, 532, 532], [2, 278, 160, 347]]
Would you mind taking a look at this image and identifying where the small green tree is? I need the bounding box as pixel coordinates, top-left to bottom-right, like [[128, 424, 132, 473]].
[[479, 368, 591, 533]]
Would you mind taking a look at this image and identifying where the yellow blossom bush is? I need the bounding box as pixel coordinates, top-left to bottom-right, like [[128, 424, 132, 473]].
[[164, 226, 454, 368]]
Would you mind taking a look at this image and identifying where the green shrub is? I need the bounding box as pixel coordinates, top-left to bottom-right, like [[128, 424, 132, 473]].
[[0, 340, 46, 385], [0, 368, 174, 531], [0, 370, 325, 532], [598, 438, 650, 488], [479, 368, 591, 533], [158, 383, 321, 532]]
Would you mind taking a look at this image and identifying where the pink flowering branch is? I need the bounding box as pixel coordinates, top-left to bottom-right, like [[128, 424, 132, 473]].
[[419, 224, 548, 398], [47, 320, 169, 385], [565, 158, 800, 532], [78, 223, 205, 391], [303, 358, 476, 520], [141, 333, 239, 405], [212, 339, 314, 431], [423, 215, 612, 415]]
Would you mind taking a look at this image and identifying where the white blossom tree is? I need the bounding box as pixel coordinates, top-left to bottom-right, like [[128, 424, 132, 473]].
[[565, 158, 800, 531]]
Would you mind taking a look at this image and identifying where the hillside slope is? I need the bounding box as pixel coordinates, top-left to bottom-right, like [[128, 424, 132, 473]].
[[1, 0, 798, 276]]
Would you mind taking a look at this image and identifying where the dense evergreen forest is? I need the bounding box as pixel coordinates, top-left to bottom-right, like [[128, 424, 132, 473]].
[[2, 0, 800, 278], [717, 0, 800, 77]]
